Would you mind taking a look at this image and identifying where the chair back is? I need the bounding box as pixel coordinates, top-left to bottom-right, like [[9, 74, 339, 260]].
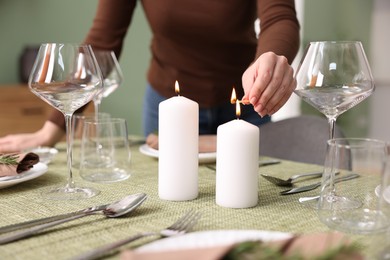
[[259, 115, 345, 165]]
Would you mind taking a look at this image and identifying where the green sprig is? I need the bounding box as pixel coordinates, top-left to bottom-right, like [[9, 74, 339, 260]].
[[222, 240, 361, 260], [0, 154, 19, 166]]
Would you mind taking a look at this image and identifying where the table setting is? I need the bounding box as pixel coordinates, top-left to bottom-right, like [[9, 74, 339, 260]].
[[0, 41, 389, 259], [1, 141, 377, 259]]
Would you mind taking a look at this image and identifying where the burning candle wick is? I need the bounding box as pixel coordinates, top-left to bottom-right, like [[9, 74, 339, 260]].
[[175, 80, 181, 96]]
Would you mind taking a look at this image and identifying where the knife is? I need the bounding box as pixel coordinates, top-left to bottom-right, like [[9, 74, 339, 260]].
[[280, 173, 360, 195], [206, 159, 281, 171], [0, 204, 110, 234]]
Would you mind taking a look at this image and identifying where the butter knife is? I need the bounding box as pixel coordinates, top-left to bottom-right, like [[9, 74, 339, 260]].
[[280, 173, 360, 195], [206, 159, 281, 171], [0, 204, 110, 234]]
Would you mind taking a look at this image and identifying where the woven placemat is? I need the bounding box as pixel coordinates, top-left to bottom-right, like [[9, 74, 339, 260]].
[[0, 140, 376, 259]]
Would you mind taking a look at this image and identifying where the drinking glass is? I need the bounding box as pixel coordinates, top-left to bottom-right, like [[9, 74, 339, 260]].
[[79, 118, 131, 183], [92, 50, 123, 114], [318, 138, 390, 234], [72, 112, 111, 169], [28, 43, 103, 200], [294, 41, 374, 139]]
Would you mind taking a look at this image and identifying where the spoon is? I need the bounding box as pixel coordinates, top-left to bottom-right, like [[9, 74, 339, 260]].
[[261, 171, 323, 187], [0, 193, 147, 244]]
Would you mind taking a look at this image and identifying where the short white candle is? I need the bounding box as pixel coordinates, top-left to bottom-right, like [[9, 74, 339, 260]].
[[158, 83, 199, 201], [216, 118, 259, 208]]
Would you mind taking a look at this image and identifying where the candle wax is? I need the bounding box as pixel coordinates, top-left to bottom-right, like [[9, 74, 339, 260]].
[[216, 119, 259, 208], [158, 95, 199, 201]]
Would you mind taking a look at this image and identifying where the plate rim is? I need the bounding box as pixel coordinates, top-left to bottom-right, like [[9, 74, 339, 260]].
[[139, 144, 216, 163], [136, 229, 292, 253], [0, 162, 48, 189]]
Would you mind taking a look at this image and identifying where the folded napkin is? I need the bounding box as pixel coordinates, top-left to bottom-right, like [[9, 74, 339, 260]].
[[0, 153, 40, 177], [120, 232, 362, 260]]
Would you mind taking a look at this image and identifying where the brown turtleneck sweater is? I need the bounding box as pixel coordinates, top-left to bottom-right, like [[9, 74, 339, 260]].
[[49, 0, 300, 129]]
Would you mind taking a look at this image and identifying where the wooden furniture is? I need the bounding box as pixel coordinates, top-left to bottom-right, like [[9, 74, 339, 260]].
[[0, 84, 94, 137]]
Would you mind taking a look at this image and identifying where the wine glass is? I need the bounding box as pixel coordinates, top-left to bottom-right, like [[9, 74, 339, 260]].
[[294, 41, 374, 139], [294, 41, 375, 208], [28, 43, 103, 200], [92, 50, 123, 115]]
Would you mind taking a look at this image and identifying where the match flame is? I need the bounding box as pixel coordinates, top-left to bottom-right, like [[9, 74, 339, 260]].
[[236, 101, 241, 118], [175, 81, 180, 95], [231, 87, 241, 118], [230, 88, 237, 104]]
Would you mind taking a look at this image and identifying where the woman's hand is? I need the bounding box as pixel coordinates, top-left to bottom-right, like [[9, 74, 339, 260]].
[[242, 52, 296, 117], [0, 121, 65, 153]]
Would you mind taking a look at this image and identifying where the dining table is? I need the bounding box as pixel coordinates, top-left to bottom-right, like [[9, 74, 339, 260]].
[[0, 136, 384, 259]]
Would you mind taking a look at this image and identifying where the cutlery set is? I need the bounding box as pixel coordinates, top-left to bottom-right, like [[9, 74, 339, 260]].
[[261, 171, 323, 187], [208, 159, 360, 196], [71, 209, 201, 260], [260, 169, 359, 195], [0, 193, 148, 244], [0, 193, 201, 260], [279, 173, 360, 195]]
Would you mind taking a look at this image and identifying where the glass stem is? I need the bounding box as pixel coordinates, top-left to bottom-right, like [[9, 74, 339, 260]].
[[94, 98, 101, 117], [64, 113, 75, 189], [328, 117, 337, 140]]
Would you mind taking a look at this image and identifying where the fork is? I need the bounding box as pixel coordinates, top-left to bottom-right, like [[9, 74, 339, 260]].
[[261, 171, 323, 186], [70, 209, 201, 260]]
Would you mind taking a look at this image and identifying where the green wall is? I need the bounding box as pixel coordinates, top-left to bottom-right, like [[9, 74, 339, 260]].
[[0, 0, 151, 135], [302, 0, 373, 138]]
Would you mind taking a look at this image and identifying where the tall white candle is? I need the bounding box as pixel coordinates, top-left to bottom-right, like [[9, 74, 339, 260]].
[[216, 106, 259, 208], [158, 83, 199, 201]]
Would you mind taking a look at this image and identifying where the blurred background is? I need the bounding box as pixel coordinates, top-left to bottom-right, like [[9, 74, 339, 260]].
[[0, 0, 389, 140]]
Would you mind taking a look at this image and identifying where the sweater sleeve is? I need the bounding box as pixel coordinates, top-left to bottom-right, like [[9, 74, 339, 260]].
[[83, 0, 137, 58], [256, 0, 300, 64]]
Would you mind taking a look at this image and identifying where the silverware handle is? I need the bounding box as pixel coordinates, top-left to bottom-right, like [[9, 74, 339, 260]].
[[334, 173, 360, 183], [0, 205, 107, 234], [70, 232, 155, 260], [291, 171, 323, 180], [0, 213, 90, 244], [0, 211, 82, 234], [259, 159, 281, 167]]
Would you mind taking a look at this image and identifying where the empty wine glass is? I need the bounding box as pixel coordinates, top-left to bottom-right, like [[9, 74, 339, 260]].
[[294, 41, 375, 208], [92, 50, 123, 115], [28, 43, 103, 200], [294, 41, 374, 139]]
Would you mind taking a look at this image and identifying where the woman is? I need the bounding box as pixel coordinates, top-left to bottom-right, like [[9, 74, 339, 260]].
[[0, 0, 300, 152]]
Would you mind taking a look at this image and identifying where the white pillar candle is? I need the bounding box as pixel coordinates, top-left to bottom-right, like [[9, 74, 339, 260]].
[[216, 118, 259, 208], [158, 86, 199, 201]]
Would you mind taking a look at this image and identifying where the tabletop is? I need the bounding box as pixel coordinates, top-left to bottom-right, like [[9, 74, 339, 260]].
[[0, 137, 382, 259]]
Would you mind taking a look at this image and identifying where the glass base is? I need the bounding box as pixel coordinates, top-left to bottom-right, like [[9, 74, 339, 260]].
[[320, 210, 390, 234], [42, 185, 100, 200], [318, 195, 390, 234], [299, 196, 320, 209], [300, 194, 361, 210], [81, 169, 130, 183]]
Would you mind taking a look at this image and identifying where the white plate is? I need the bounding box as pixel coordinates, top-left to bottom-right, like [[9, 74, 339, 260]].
[[139, 144, 216, 164], [0, 163, 48, 189], [137, 230, 291, 253], [24, 147, 58, 164]]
